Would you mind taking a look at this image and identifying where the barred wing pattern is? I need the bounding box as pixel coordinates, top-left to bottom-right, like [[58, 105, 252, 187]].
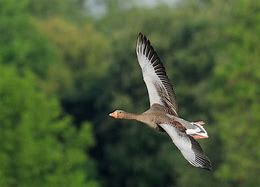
[[159, 123, 212, 170], [136, 33, 178, 116]]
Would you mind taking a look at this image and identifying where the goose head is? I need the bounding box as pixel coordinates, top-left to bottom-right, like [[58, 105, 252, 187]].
[[109, 110, 126, 119]]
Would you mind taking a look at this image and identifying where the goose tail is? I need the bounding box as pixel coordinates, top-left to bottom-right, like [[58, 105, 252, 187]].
[[186, 121, 209, 139]]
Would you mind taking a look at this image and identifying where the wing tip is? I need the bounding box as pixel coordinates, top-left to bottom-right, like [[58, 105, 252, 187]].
[[192, 154, 212, 171], [200, 163, 213, 171], [189, 136, 213, 170], [138, 32, 145, 39], [137, 32, 149, 44], [137, 32, 144, 43], [136, 32, 152, 57], [136, 32, 144, 53], [198, 156, 212, 171]]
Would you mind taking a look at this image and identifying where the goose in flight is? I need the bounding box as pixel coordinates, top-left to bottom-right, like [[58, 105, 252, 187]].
[[109, 33, 212, 170]]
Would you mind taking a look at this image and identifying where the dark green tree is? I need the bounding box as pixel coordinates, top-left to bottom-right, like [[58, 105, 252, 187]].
[[0, 0, 58, 77], [34, 17, 112, 124], [0, 65, 99, 187], [206, 1, 260, 186]]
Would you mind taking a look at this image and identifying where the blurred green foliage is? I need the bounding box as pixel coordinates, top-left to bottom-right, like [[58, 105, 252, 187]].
[[0, 66, 98, 187], [0, 0, 259, 186], [0, 0, 57, 77]]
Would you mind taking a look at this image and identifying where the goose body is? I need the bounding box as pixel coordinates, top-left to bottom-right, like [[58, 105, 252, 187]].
[[109, 33, 212, 170]]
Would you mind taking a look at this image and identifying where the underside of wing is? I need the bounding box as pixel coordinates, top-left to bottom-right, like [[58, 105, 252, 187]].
[[159, 123, 212, 170], [136, 33, 178, 116]]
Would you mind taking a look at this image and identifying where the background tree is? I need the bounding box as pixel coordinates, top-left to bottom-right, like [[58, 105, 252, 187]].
[[0, 65, 99, 187], [0, 0, 57, 77], [0, 0, 100, 186]]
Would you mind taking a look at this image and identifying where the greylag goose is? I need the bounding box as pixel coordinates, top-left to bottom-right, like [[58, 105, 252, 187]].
[[109, 33, 212, 170]]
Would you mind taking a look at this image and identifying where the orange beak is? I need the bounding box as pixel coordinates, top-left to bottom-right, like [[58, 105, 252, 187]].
[[109, 111, 117, 118]]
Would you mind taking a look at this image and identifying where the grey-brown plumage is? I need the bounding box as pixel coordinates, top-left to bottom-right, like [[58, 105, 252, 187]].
[[109, 33, 212, 170]]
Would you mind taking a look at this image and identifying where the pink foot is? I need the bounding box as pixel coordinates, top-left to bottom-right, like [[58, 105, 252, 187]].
[[192, 135, 208, 139]]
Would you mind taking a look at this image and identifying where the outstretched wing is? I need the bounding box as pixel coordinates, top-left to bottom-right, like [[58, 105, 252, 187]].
[[136, 33, 178, 116], [159, 123, 212, 170]]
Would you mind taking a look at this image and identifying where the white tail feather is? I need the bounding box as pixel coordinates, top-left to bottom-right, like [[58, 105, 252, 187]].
[[186, 122, 209, 139]]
